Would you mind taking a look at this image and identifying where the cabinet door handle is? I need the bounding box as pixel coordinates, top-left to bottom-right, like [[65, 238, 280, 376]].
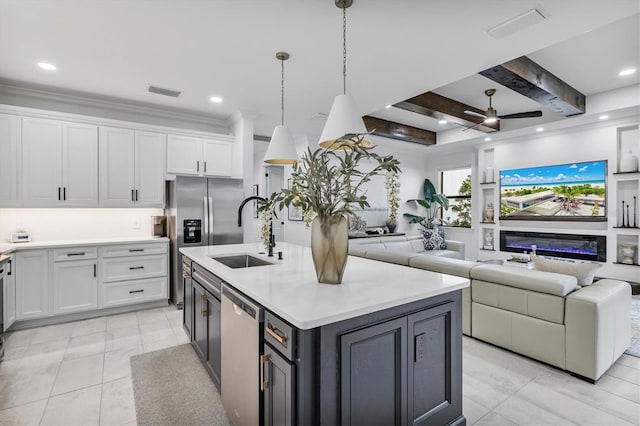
[[135, 189, 138, 202], [129, 266, 145, 270], [129, 289, 144, 294], [204, 161, 207, 173], [129, 249, 144, 252], [63, 187, 66, 201], [197, 161, 200, 172], [260, 353, 270, 391], [131, 189, 135, 202], [265, 323, 288, 344], [67, 252, 86, 256], [93, 264, 96, 277], [200, 294, 207, 317], [58, 187, 61, 201]]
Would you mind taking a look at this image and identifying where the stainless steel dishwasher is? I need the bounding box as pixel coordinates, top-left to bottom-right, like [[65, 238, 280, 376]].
[[221, 285, 263, 425]]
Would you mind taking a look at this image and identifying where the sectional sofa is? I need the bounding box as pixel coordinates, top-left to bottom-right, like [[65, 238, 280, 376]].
[[348, 234, 631, 382]]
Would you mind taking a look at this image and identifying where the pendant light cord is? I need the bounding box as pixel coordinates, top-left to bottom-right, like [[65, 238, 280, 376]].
[[281, 57, 285, 126], [342, 5, 347, 95]]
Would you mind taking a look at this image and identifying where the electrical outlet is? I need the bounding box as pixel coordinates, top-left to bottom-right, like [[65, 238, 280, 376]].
[[133, 220, 141, 230]]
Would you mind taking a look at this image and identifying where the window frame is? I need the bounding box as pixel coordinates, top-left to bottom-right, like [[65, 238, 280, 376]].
[[438, 167, 472, 228]]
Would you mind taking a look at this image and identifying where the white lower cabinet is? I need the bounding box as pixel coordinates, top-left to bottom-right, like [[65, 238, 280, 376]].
[[2, 255, 16, 331], [103, 277, 167, 308], [15, 250, 50, 320], [11, 240, 169, 326], [53, 259, 98, 315]]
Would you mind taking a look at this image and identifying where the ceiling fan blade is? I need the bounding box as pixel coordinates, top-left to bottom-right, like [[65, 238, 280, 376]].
[[498, 110, 543, 119], [461, 121, 484, 132], [464, 110, 487, 119]]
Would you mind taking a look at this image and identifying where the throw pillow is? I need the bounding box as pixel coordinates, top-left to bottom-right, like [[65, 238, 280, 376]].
[[423, 229, 447, 251], [531, 255, 602, 286]]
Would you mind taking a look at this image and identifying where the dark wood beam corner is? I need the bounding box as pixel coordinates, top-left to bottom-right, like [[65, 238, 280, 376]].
[[394, 92, 500, 133], [479, 56, 586, 116], [362, 116, 436, 146]]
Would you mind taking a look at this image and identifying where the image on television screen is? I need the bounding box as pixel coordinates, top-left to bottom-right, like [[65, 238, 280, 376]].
[[499, 160, 607, 220]]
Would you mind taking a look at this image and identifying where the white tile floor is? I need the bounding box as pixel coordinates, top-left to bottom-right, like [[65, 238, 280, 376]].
[[0, 306, 638, 425]]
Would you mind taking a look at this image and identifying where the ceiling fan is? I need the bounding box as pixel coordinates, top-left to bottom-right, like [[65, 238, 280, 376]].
[[463, 89, 542, 130]]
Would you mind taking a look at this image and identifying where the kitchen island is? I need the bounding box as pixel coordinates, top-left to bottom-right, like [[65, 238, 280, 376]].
[[181, 242, 468, 426]]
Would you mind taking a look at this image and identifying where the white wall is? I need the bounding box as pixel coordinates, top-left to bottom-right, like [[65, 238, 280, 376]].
[[0, 208, 164, 242], [427, 116, 640, 282]]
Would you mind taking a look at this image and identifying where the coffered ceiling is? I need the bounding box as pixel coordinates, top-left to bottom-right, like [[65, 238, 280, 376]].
[[0, 1, 638, 146]]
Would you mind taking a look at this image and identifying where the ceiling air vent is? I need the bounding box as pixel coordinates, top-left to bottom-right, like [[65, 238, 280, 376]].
[[148, 85, 181, 98], [487, 8, 548, 39]]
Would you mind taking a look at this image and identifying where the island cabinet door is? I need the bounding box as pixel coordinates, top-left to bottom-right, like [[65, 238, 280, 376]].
[[340, 317, 408, 426], [193, 283, 208, 361], [206, 291, 221, 390], [407, 301, 462, 426], [263, 343, 295, 426]]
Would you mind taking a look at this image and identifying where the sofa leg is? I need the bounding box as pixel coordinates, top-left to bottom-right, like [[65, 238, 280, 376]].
[[569, 371, 597, 384]]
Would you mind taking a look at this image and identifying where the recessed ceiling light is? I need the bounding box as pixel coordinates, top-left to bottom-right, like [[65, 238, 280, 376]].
[[484, 137, 492, 142], [438, 119, 447, 125], [599, 114, 609, 120], [37, 62, 56, 71], [209, 96, 223, 103], [385, 104, 392, 109], [618, 68, 637, 77], [536, 127, 544, 132]]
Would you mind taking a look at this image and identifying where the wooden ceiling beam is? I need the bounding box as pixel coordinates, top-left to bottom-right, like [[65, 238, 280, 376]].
[[393, 92, 500, 133], [362, 115, 436, 146], [479, 56, 585, 116]]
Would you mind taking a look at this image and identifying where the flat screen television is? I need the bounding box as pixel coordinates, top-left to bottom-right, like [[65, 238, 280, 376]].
[[499, 160, 607, 221]]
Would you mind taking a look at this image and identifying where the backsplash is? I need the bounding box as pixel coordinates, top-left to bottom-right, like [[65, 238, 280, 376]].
[[0, 208, 164, 242]]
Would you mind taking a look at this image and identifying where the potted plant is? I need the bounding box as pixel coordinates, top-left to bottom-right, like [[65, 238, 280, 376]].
[[262, 133, 400, 284], [404, 178, 449, 229], [384, 170, 401, 233]]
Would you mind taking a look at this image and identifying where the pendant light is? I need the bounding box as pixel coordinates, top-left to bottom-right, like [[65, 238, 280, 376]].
[[264, 51, 299, 165], [318, 0, 370, 150]]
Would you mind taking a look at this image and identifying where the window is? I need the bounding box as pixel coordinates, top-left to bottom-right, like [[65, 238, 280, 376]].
[[440, 168, 472, 228]]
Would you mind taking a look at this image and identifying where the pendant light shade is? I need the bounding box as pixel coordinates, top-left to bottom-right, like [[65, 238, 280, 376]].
[[264, 51, 299, 165], [318, 94, 370, 149], [318, 0, 370, 150], [264, 124, 298, 164]]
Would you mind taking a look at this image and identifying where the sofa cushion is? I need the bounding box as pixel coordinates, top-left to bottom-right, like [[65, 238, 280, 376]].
[[409, 255, 478, 278], [383, 241, 417, 253], [423, 229, 447, 250], [531, 255, 602, 286], [361, 248, 418, 266], [348, 244, 368, 257], [470, 264, 578, 297], [472, 280, 565, 324], [425, 249, 463, 260]]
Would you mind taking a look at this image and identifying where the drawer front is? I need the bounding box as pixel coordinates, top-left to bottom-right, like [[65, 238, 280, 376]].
[[53, 246, 98, 261], [101, 242, 168, 258], [264, 311, 296, 361], [103, 276, 168, 307], [102, 255, 167, 282]]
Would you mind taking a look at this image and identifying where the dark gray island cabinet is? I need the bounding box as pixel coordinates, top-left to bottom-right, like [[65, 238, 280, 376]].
[[265, 290, 463, 426], [180, 243, 467, 426]]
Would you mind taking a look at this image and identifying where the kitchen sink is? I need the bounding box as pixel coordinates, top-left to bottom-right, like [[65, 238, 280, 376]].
[[210, 254, 275, 269]]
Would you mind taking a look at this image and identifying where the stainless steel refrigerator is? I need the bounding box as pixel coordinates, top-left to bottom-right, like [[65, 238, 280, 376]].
[[166, 176, 244, 308]]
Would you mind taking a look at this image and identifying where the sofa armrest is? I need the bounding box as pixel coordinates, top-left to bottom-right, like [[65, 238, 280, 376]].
[[565, 279, 631, 381], [445, 240, 465, 259]]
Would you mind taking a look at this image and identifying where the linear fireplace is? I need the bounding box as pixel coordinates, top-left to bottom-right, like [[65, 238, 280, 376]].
[[500, 230, 606, 262]]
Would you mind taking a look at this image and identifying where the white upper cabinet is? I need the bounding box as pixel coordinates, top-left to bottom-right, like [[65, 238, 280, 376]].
[[135, 131, 165, 206], [62, 122, 99, 205], [203, 139, 233, 176], [0, 114, 20, 207], [167, 134, 233, 177], [22, 118, 98, 207], [100, 126, 165, 207]]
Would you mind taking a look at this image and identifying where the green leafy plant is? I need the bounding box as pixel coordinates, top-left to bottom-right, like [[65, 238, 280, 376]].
[[403, 178, 449, 229], [261, 133, 401, 226], [384, 170, 401, 223]]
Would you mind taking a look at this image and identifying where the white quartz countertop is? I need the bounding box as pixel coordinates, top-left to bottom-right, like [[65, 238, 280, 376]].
[[0, 236, 169, 254], [181, 242, 469, 330]]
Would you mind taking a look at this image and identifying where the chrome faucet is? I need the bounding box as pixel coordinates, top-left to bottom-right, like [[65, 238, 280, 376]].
[[237, 196, 275, 256]]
